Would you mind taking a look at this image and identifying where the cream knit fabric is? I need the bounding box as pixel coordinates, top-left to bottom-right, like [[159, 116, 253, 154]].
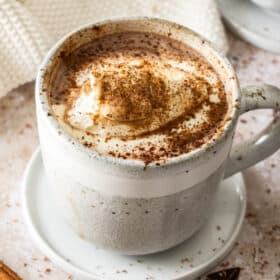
[[0, 0, 228, 98]]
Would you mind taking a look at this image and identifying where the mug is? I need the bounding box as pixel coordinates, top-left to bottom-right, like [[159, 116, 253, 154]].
[[36, 18, 280, 255]]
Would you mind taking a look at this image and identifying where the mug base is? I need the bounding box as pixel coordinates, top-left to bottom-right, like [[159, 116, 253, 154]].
[[73, 221, 206, 256], [22, 148, 246, 280]]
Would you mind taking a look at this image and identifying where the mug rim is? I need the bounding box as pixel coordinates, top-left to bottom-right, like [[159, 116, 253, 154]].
[[36, 16, 240, 169]]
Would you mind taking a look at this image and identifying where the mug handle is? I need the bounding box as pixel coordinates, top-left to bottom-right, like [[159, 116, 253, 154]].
[[224, 84, 280, 178]]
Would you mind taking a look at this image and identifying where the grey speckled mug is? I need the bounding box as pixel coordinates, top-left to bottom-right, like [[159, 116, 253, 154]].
[[36, 18, 280, 255]]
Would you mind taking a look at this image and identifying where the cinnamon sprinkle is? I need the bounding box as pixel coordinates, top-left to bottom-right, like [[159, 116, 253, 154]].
[[48, 31, 228, 164], [0, 261, 22, 280]]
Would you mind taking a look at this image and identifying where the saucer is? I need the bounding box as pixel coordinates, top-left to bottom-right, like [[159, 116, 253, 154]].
[[217, 0, 280, 53], [22, 149, 246, 280]]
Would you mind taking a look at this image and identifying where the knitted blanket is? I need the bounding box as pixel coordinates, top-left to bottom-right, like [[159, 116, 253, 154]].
[[0, 0, 228, 97]]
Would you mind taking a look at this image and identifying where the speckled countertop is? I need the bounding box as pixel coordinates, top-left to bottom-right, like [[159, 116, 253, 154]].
[[0, 33, 280, 280]]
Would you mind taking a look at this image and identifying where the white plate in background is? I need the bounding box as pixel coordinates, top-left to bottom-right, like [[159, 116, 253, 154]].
[[218, 0, 280, 54]]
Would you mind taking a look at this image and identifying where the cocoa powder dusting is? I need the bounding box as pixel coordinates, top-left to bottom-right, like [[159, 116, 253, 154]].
[[48, 31, 228, 164]]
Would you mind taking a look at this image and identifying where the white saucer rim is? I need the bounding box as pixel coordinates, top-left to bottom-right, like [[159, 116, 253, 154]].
[[22, 147, 247, 280], [22, 148, 99, 280], [174, 172, 246, 280]]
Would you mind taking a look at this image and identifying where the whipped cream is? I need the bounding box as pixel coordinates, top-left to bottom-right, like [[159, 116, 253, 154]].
[[68, 74, 101, 129]]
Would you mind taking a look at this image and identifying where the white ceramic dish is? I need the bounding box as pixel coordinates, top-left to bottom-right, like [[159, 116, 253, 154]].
[[218, 0, 280, 54], [22, 149, 246, 280], [251, 0, 280, 13]]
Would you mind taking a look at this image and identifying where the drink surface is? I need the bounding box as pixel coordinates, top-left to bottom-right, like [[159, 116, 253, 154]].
[[49, 32, 228, 164]]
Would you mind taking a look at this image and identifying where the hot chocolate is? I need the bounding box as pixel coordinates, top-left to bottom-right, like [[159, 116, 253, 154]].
[[49, 32, 228, 163]]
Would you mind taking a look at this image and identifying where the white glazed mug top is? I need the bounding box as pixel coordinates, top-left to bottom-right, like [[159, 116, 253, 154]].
[[36, 17, 240, 198], [36, 17, 240, 166], [36, 17, 280, 198]]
